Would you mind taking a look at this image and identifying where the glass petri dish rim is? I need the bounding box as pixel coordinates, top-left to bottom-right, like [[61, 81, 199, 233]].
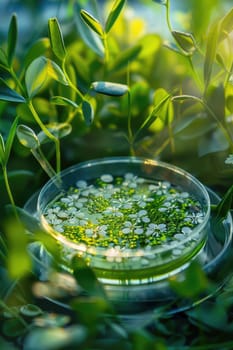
[[37, 156, 211, 259]]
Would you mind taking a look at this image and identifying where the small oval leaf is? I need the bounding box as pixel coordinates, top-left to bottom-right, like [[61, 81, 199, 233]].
[[25, 57, 68, 98], [25, 56, 48, 98], [91, 81, 129, 96], [37, 123, 72, 144], [105, 0, 125, 33], [82, 100, 94, 126], [20, 304, 42, 318], [80, 10, 104, 37], [48, 17, 67, 61], [16, 125, 40, 149], [172, 30, 197, 55]]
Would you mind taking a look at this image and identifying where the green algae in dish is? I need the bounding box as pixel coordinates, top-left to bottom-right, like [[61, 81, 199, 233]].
[[44, 173, 205, 252], [38, 158, 210, 284]]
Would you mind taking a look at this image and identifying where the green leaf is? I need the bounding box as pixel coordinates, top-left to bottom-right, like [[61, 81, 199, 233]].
[[0, 134, 5, 166], [74, 4, 104, 57], [25, 57, 68, 98], [5, 116, 19, 163], [46, 59, 68, 85], [187, 301, 228, 331], [0, 78, 25, 103], [174, 113, 214, 139], [105, 0, 125, 33], [50, 96, 79, 108], [198, 128, 229, 157], [37, 123, 72, 143], [82, 100, 94, 126], [80, 10, 104, 37], [126, 82, 150, 116], [226, 95, 233, 113], [109, 45, 142, 73], [206, 84, 225, 122], [213, 184, 233, 223], [92, 81, 129, 96], [16, 125, 40, 149], [25, 56, 48, 98], [20, 304, 42, 318], [203, 21, 220, 89], [219, 7, 233, 42], [48, 17, 67, 61], [147, 88, 172, 133], [2, 319, 27, 338], [71, 297, 110, 326], [72, 256, 106, 298], [172, 30, 197, 55], [7, 14, 17, 65], [131, 329, 156, 350], [51, 123, 72, 139], [0, 48, 9, 67], [163, 41, 184, 56]]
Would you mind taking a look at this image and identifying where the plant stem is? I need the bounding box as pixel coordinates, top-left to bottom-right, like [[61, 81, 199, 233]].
[[224, 60, 233, 87], [165, 0, 203, 93], [1, 165, 20, 221], [187, 55, 204, 92], [165, 0, 172, 33], [102, 32, 110, 76], [31, 148, 57, 180], [126, 91, 135, 155], [62, 60, 84, 102], [168, 122, 175, 153], [9, 66, 26, 95], [27, 100, 61, 173], [2, 166, 15, 207]]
